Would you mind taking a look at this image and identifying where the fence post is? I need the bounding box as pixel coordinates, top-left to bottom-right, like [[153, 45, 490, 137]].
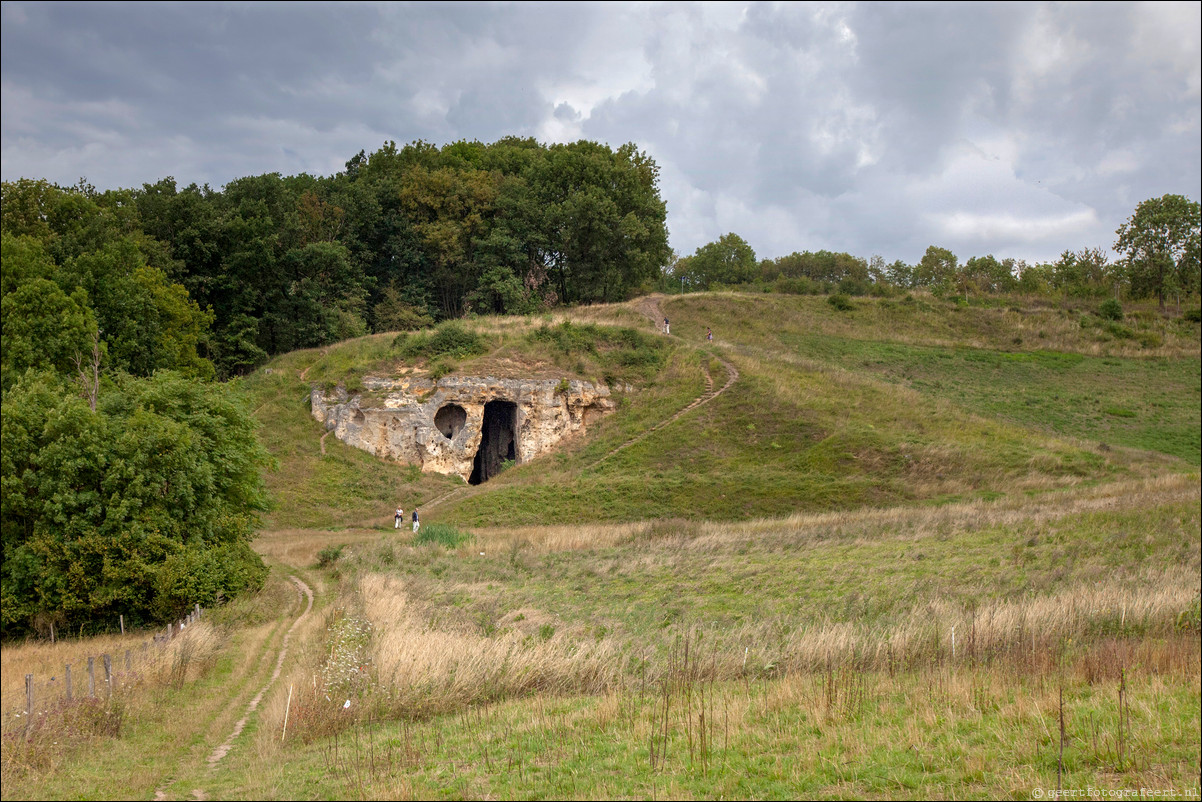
[[103, 654, 112, 696], [195, 603, 201, 619], [119, 614, 125, 635], [87, 656, 96, 698], [25, 674, 34, 738], [66, 664, 73, 701], [50, 621, 56, 643]]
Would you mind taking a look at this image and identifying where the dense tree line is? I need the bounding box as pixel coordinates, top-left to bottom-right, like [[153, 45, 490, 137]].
[[672, 195, 1200, 309], [1, 183, 271, 637], [10, 137, 668, 379]]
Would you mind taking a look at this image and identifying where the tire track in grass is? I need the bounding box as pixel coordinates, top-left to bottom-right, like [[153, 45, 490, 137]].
[[152, 575, 314, 800], [204, 576, 313, 768]]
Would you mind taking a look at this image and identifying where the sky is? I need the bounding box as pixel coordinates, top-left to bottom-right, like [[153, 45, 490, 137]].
[[2, 1, 1200, 266]]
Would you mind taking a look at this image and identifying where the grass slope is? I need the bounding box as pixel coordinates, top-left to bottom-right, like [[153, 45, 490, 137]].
[[236, 291, 1198, 529]]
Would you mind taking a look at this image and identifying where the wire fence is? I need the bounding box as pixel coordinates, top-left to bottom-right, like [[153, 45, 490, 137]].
[[2, 604, 206, 740]]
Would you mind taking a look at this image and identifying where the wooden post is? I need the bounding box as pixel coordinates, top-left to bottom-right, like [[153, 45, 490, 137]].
[[195, 603, 201, 618], [119, 614, 125, 635], [25, 674, 34, 738], [103, 654, 112, 697], [66, 664, 73, 701], [88, 656, 96, 697], [50, 622, 56, 643]]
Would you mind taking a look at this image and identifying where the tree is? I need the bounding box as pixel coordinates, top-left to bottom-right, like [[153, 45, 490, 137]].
[[678, 233, 757, 290], [1114, 195, 1201, 311], [913, 246, 959, 293], [1, 371, 270, 635]]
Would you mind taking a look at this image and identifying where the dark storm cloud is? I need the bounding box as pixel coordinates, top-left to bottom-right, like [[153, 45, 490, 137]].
[[3, 1, 1199, 265]]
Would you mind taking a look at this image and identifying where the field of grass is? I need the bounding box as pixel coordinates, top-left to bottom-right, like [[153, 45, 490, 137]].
[[3, 290, 1198, 799], [226, 473, 1199, 800]]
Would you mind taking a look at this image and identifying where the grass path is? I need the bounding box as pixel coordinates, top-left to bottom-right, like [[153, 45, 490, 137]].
[[149, 574, 314, 802]]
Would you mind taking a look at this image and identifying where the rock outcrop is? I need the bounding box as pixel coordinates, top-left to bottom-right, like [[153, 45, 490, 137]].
[[310, 375, 616, 483]]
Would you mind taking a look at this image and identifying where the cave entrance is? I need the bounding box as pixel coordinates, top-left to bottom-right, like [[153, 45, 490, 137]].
[[469, 400, 517, 485], [434, 403, 466, 439]]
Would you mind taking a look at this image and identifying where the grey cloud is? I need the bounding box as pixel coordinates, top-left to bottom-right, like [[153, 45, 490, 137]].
[[2, 1, 1198, 265]]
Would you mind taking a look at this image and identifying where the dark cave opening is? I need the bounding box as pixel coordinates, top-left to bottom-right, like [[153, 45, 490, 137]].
[[469, 400, 517, 485]]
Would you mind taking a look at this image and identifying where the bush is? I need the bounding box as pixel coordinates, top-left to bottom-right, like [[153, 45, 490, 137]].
[[526, 322, 667, 385], [828, 293, 855, 311], [837, 278, 872, 297], [1184, 308, 1201, 323], [395, 321, 489, 362], [1098, 298, 1124, 321], [771, 276, 822, 295], [316, 544, 345, 567], [416, 523, 472, 548]]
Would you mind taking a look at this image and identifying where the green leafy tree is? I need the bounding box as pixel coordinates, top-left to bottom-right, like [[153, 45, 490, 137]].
[[1114, 194, 1201, 310], [1, 234, 98, 390], [678, 233, 757, 290], [1, 372, 270, 635], [913, 246, 959, 293]]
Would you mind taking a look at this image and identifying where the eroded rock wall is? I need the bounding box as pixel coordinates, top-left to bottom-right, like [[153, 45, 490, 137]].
[[310, 375, 615, 481]]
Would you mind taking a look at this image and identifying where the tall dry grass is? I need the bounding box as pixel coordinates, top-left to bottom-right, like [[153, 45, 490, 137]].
[[0, 621, 222, 783], [362, 572, 626, 715]]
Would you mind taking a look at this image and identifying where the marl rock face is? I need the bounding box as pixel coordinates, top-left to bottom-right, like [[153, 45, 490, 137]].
[[310, 375, 617, 483]]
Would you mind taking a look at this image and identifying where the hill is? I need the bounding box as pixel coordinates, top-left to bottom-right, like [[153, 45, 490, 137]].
[[238, 291, 1199, 530], [4, 290, 1198, 798]]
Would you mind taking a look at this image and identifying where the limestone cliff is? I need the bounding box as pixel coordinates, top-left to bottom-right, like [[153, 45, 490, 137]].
[[310, 375, 616, 483]]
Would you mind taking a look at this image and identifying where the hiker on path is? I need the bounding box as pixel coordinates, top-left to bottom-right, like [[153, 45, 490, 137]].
[[706, 327, 712, 342], [412, 508, 420, 534], [664, 317, 670, 335], [394, 506, 404, 528]]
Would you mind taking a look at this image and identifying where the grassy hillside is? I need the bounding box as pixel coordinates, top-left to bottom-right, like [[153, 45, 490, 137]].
[[4, 292, 1198, 800], [236, 291, 1198, 530]]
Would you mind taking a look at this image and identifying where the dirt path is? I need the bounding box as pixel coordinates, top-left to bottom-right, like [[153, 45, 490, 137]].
[[204, 576, 313, 768], [586, 352, 738, 469], [151, 575, 314, 801]]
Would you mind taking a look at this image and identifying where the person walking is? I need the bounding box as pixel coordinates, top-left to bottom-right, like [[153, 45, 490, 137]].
[[663, 317, 670, 335], [706, 327, 712, 342], [412, 508, 420, 535], [394, 506, 404, 528]]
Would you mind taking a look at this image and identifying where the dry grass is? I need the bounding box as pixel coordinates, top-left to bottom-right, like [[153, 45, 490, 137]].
[[1, 622, 221, 729], [465, 472, 1199, 556], [0, 621, 222, 785], [253, 527, 384, 568]]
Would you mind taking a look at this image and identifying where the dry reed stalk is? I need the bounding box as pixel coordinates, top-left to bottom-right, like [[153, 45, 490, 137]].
[[359, 573, 626, 716]]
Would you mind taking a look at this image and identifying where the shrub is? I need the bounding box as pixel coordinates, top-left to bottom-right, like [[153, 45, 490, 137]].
[[416, 523, 471, 548], [395, 321, 488, 362], [837, 278, 872, 297], [1098, 298, 1124, 321], [316, 544, 345, 567], [1184, 308, 1201, 323], [772, 276, 822, 295], [828, 293, 855, 311]]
